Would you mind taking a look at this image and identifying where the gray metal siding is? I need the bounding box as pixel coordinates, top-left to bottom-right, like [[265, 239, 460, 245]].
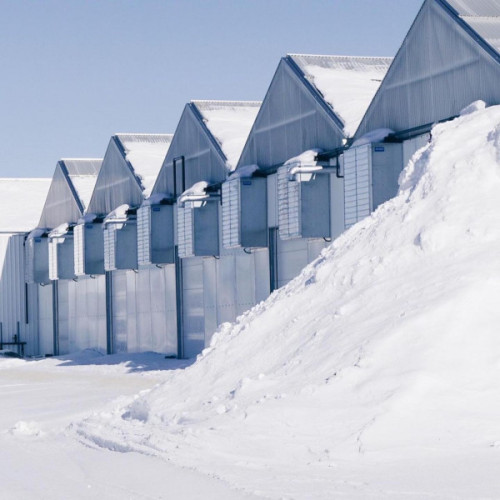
[[222, 177, 267, 249], [0, 234, 39, 356], [110, 267, 177, 355], [237, 59, 345, 171], [74, 222, 105, 276], [104, 221, 138, 271], [356, 0, 500, 137]]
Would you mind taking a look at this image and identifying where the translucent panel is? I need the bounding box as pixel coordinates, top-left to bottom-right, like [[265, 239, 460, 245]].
[[344, 145, 372, 229], [446, 0, 500, 17]]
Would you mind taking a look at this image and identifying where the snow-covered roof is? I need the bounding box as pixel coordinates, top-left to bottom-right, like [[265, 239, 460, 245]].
[[288, 54, 393, 137], [192, 101, 261, 171], [445, 0, 500, 53], [0, 178, 51, 232], [115, 134, 173, 197], [446, 0, 500, 17], [61, 158, 102, 211]]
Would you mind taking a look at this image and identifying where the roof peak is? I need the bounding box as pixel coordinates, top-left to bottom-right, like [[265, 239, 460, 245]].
[[288, 53, 393, 61], [191, 100, 261, 107]]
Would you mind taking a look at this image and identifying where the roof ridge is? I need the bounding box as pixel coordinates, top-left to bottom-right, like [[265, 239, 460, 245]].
[[191, 100, 262, 106], [461, 15, 500, 19], [288, 53, 393, 61], [115, 133, 173, 137], [61, 158, 102, 161]]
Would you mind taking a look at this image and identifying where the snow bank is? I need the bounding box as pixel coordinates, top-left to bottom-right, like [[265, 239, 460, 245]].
[[76, 105, 500, 498]]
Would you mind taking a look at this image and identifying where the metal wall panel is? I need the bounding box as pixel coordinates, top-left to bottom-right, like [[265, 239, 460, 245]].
[[181, 257, 205, 358], [277, 165, 331, 240], [74, 222, 105, 276], [177, 203, 219, 258], [110, 267, 177, 355], [104, 220, 138, 271], [356, 0, 500, 137], [276, 235, 326, 289], [222, 177, 267, 249], [237, 59, 345, 170], [371, 143, 404, 210], [38, 283, 53, 356], [0, 234, 39, 356], [137, 204, 175, 265], [25, 236, 50, 285], [330, 169, 345, 240], [49, 235, 75, 281]]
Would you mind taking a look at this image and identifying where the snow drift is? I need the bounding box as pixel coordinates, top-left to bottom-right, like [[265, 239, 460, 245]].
[[76, 104, 500, 498]]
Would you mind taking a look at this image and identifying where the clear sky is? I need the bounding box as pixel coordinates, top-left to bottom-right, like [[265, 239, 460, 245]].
[[0, 0, 422, 178]]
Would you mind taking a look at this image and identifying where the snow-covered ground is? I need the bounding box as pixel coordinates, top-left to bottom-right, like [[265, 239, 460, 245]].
[[0, 351, 258, 499], [3, 103, 500, 498]]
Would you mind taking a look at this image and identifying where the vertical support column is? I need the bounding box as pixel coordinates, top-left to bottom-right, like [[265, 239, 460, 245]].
[[174, 247, 184, 359], [105, 271, 113, 355], [268, 228, 279, 293], [52, 280, 59, 356]]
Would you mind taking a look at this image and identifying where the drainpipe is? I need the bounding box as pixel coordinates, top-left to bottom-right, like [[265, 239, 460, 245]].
[[52, 280, 59, 356], [105, 271, 113, 354]]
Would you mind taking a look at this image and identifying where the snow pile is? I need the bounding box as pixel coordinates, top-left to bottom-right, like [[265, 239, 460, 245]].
[[193, 101, 261, 171], [76, 105, 500, 498]]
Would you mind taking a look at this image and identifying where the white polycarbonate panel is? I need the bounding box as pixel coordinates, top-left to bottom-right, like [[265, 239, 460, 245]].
[[103, 227, 116, 271], [222, 180, 241, 248], [74, 224, 85, 276], [278, 165, 301, 239], [344, 144, 372, 229], [137, 205, 151, 266], [177, 206, 194, 258]]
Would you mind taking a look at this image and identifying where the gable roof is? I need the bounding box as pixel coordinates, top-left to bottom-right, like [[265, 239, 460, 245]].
[[60, 158, 102, 212], [0, 178, 51, 233], [115, 134, 173, 197], [191, 101, 261, 170], [287, 54, 393, 137]]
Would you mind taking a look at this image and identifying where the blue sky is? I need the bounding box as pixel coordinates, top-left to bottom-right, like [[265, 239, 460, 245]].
[[0, 0, 422, 178]]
